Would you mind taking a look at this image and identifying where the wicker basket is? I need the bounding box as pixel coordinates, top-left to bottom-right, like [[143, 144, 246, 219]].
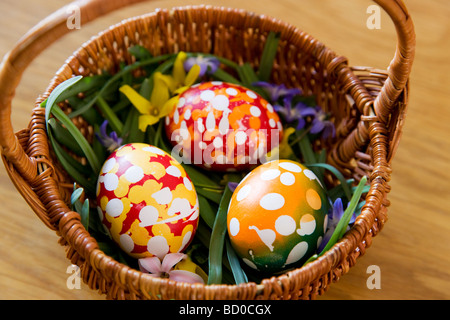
[[0, 0, 415, 300]]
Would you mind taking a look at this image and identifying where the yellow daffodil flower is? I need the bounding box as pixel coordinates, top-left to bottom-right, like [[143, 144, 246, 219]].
[[119, 52, 201, 132], [173, 254, 208, 284], [279, 127, 296, 159], [163, 51, 201, 95], [266, 127, 296, 161], [119, 72, 172, 132]]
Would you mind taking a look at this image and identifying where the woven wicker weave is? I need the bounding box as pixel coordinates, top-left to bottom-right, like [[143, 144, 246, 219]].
[[0, 0, 415, 300]]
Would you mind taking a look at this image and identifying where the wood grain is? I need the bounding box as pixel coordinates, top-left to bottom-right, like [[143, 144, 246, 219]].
[[0, 0, 449, 300]]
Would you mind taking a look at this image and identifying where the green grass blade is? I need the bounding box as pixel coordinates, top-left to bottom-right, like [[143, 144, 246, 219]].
[[128, 45, 153, 61], [328, 179, 354, 201], [44, 76, 101, 175], [258, 31, 280, 82], [139, 77, 152, 100], [226, 239, 248, 285], [51, 105, 102, 174], [237, 63, 259, 89], [182, 165, 221, 189], [47, 118, 84, 156], [182, 165, 224, 204], [216, 56, 239, 70], [67, 96, 102, 126], [96, 96, 123, 136], [297, 130, 317, 164], [195, 188, 223, 205], [318, 176, 368, 258], [198, 194, 217, 229], [55, 75, 108, 103], [71, 187, 84, 206], [307, 163, 352, 201], [120, 78, 150, 144], [315, 149, 327, 180], [111, 98, 131, 113], [47, 129, 95, 193], [123, 108, 145, 144], [195, 220, 212, 249], [69, 53, 174, 118], [211, 68, 241, 85], [337, 177, 367, 238], [92, 123, 107, 164], [45, 76, 83, 129], [207, 182, 237, 285], [80, 198, 90, 230]]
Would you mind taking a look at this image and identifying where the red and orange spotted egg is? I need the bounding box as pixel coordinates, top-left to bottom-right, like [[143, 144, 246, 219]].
[[227, 160, 328, 273], [96, 143, 199, 259], [164, 81, 282, 172]]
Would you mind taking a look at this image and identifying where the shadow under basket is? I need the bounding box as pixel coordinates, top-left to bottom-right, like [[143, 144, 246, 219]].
[[0, 0, 415, 300]]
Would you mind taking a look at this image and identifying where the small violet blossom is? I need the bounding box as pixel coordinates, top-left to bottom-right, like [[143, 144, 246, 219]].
[[253, 81, 336, 140], [227, 181, 239, 192], [318, 198, 356, 252], [253, 81, 302, 103], [95, 120, 123, 152], [138, 253, 204, 284], [184, 55, 220, 77], [310, 106, 336, 139], [274, 98, 316, 130]]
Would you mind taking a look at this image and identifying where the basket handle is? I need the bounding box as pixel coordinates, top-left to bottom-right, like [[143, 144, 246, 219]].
[[0, 0, 147, 181], [373, 0, 415, 123], [0, 0, 414, 180]]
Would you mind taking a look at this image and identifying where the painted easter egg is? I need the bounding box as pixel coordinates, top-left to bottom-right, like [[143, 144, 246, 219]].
[[164, 81, 282, 172], [227, 160, 328, 274], [96, 143, 199, 259]]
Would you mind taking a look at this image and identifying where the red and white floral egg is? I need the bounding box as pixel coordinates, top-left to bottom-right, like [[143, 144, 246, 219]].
[[227, 160, 328, 273], [96, 143, 199, 259], [164, 81, 283, 171]]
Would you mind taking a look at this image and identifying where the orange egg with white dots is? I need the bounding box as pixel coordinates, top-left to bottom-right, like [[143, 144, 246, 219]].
[[227, 160, 328, 274]]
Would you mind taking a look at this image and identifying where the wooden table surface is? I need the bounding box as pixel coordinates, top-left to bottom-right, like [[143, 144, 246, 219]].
[[1, 0, 449, 300]]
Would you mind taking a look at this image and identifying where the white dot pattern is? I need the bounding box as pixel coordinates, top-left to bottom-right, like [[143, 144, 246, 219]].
[[260, 169, 281, 181], [227, 160, 326, 273], [229, 217, 240, 236], [104, 173, 119, 191], [125, 166, 144, 183], [200, 90, 215, 101], [280, 172, 295, 185], [236, 184, 252, 201], [259, 193, 285, 210], [165, 81, 283, 170], [106, 198, 123, 217]]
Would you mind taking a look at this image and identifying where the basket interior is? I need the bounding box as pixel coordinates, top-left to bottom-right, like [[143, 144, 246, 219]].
[[27, 6, 392, 299], [48, 6, 374, 192]]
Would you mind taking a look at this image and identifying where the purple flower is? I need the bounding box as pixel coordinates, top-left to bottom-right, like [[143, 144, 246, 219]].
[[253, 81, 302, 103], [318, 198, 356, 252], [227, 181, 239, 192], [310, 106, 336, 139], [95, 120, 123, 152], [184, 55, 220, 77], [274, 98, 316, 130]]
